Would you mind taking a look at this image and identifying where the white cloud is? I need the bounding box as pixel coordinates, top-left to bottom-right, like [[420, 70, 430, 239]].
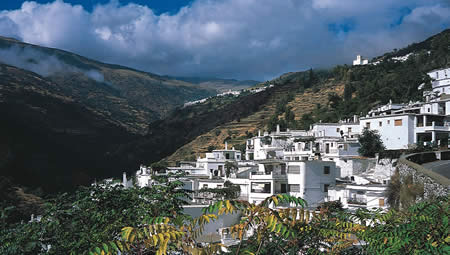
[[0, 0, 449, 80], [0, 45, 105, 82]]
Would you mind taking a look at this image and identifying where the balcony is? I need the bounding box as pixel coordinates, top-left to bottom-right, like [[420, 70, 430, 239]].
[[416, 121, 450, 132], [250, 171, 286, 180]]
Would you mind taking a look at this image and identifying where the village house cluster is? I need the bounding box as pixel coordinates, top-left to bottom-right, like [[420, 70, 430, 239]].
[[126, 67, 450, 211]]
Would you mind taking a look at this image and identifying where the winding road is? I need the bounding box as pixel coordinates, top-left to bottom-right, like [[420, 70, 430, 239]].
[[422, 160, 450, 179]]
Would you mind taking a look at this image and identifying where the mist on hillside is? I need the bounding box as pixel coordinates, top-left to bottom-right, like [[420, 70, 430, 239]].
[[0, 45, 105, 82]]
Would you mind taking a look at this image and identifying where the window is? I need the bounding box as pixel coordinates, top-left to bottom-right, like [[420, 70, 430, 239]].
[[348, 127, 352, 133], [225, 153, 230, 159], [217, 185, 223, 188], [324, 184, 330, 192], [323, 166, 330, 175], [366, 122, 371, 129], [288, 165, 300, 174], [379, 121, 382, 127], [251, 182, 271, 193], [288, 184, 300, 192], [203, 184, 208, 188], [281, 184, 287, 193], [280, 164, 286, 175], [394, 119, 403, 126], [428, 108, 431, 113], [387, 120, 390, 124], [336, 128, 340, 132]]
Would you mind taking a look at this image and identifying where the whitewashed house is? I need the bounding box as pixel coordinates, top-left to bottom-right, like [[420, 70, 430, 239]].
[[427, 67, 450, 96], [167, 142, 242, 178], [226, 159, 337, 208], [353, 55, 369, 66], [327, 183, 388, 211]]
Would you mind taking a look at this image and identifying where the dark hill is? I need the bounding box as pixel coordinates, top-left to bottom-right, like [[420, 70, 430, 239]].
[[0, 64, 136, 192], [0, 36, 216, 134]]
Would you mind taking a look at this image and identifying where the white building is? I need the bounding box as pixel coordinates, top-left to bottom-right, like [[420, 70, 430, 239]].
[[359, 99, 450, 150], [427, 67, 450, 95], [327, 183, 388, 211], [353, 55, 369, 66], [227, 159, 337, 208], [167, 142, 242, 178]]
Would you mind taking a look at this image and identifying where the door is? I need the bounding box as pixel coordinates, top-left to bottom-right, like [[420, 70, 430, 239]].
[[325, 143, 330, 154], [281, 184, 287, 193]]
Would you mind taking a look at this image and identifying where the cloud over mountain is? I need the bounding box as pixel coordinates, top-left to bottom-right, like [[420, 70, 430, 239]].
[[0, 0, 449, 79], [0, 45, 105, 82]]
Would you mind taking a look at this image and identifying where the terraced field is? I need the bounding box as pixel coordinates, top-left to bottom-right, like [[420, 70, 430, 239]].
[[165, 80, 345, 163]]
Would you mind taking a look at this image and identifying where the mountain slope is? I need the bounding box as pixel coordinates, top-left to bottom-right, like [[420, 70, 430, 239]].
[[167, 76, 261, 92], [0, 63, 136, 192], [165, 79, 344, 162], [0, 37, 216, 133]]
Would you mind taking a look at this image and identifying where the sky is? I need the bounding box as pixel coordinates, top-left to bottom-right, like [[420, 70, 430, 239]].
[[0, 0, 449, 80]]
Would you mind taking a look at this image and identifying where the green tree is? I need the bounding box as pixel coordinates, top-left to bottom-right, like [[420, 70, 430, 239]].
[[225, 161, 238, 178], [358, 128, 385, 157], [151, 161, 169, 174], [358, 197, 449, 254], [0, 172, 190, 255], [386, 169, 401, 210]]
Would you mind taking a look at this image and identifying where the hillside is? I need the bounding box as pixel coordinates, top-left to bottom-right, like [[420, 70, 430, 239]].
[[0, 63, 136, 192], [166, 81, 344, 162], [0, 36, 216, 134], [167, 76, 260, 92], [164, 28, 450, 162]]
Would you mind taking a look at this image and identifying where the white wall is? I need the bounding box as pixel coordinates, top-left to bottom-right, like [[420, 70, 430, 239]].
[[303, 161, 336, 207], [287, 161, 336, 208], [311, 124, 341, 137], [360, 115, 414, 150]]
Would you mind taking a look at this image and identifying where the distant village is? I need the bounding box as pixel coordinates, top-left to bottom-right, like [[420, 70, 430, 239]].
[[183, 84, 274, 107]]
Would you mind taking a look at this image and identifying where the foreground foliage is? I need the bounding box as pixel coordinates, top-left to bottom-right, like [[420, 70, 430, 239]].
[[91, 195, 449, 255], [0, 173, 190, 254], [1, 178, 448, 255]]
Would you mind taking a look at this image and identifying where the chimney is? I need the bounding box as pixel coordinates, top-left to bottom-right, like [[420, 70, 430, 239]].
[[276, 124, 280, 134], [122, 172, 127, 188], [353, 115, 358, 123], [258, 130, 261, 137], [225, 141, 228, 150]]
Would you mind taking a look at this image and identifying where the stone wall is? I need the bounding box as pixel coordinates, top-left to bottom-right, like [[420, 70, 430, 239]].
[[397, 158, 449, 200]]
